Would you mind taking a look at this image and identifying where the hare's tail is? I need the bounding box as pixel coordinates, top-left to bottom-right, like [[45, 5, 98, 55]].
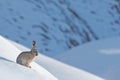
[[16, 58, 21, 64]]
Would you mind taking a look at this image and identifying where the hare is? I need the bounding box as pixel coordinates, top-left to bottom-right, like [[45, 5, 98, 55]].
[[16, 40, 38, 68]]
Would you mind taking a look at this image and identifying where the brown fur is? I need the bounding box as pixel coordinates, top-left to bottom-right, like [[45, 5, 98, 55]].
[[16, 41, 38, 68]]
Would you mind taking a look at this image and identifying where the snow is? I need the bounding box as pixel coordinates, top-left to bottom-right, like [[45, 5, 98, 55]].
[[0, 0, 120, 79], [0, 35, 58, 80], [0, 59, 41, 80], [100, 48, 120, 55], [54, 37, 120, 80], [35, 55, 104, 80], [0, 0, 120, 56], [0, 35, 104, 80]]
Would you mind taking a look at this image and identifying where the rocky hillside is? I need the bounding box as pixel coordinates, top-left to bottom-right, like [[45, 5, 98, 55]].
[[0, 0, 120, 56]]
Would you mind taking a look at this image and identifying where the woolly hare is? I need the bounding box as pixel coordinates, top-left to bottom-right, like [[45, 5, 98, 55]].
[[16, 40, 38, 68]]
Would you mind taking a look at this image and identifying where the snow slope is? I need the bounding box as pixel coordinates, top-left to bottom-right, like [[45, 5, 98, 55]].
[[0, 35, 58, 80], [0, 0, 120, 56], [54, 37, 120, 80], [8, 35, 104, 80], [0, 59, 41, 80]]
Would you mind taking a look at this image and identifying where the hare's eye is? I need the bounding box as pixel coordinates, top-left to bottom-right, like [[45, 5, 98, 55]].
[[36, 52, 38, 56]]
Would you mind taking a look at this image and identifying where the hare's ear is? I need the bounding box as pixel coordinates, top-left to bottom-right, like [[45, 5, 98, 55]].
[[32, 40, 36, 47]]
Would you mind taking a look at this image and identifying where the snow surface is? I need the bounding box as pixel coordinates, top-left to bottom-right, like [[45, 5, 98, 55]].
[[0, 35, 58, 80], [0, 0, 120, 79], [0, 35, 104, 80], [54, 37, 120, 80]]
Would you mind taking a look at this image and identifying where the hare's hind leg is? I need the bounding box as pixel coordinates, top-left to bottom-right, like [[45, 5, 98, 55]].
[[24, 62, 31, 68], [21, 64, 31, 68], [17, 59, 29, 67], [24, 63, 31, 68]]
